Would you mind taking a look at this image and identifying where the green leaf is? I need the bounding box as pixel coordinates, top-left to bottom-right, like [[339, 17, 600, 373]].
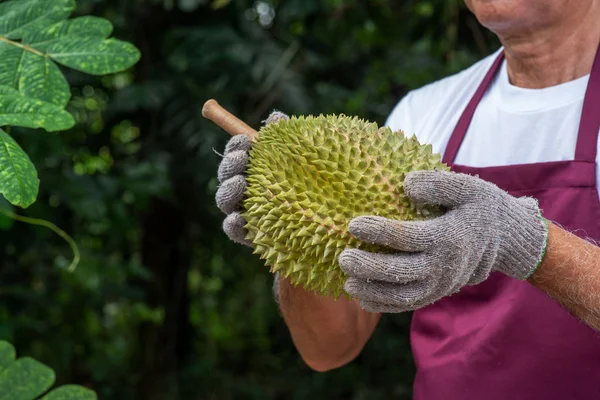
[[0, 85, 75, 132], [0, 39, 70, 107], [0, 342, 16, 374], [47, 37, 141, 75], [24, 16, 114, 49], [0, 128, 39, 208], [0, 42, 24, 89], [0, 0, 75, 39], [0, 357, 55, 400], [40, 385, 97, 400], [0, 341, 96, 399], [0, 86, 20, 96], [0, 8, 140, 107], [20, 52, 70, 107]]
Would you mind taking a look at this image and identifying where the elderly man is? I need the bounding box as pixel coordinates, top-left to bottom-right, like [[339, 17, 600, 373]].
[[215, 0, 600, 398]]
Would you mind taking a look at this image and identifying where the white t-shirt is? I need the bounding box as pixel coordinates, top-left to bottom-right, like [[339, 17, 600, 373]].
[[385, 47, 600, 196]]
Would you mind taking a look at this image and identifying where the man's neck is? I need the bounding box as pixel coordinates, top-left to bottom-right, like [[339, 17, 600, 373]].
[[499, 2, 600, 89]]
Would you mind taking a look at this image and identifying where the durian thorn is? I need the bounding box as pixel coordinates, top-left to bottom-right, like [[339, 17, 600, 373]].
[[202, 99, 258, 141]]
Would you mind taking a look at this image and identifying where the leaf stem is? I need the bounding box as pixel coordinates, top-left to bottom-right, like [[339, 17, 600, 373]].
[[0, 208, 81, 272], [0, 36, 47, 58]]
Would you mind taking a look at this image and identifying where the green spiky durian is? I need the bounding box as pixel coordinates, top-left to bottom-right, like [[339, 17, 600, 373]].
[[242, 114, 449, 298]]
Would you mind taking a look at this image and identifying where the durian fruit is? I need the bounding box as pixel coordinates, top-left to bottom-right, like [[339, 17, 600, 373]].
[[241, 114, 449, 299]]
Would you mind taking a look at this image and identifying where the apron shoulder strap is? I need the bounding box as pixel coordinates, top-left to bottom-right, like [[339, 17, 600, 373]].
[[442, 52, 505, 165], [574, 46, 600, 163], [442, 44, 600, 166]]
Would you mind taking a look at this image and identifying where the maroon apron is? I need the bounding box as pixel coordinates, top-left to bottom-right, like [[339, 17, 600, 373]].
[[410, 46, 600, 400]]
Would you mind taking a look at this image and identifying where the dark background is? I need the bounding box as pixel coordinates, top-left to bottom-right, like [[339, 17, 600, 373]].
[[0, 0, 498, 398]]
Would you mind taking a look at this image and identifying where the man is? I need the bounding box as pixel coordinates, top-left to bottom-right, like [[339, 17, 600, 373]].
[[215, 0, 600, 398]]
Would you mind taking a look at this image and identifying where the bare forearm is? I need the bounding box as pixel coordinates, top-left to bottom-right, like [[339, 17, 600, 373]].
[[528, 223, 600, 331], [276, 277, 380, 371]]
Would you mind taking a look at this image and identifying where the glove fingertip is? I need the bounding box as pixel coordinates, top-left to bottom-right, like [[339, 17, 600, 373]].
[[338, 248, 361, 273], [224, 135, 252, 154], [223, 213, 253, 247], [264, 110, 289, 125], [348, 215, 403, 247], [404, 170, 468, 207], [215, 175, 247, 214], [348, 215, 384, 236], [343, 277, 362, 297], [217, 151, 249, 183], [403, 170, 437, 199]]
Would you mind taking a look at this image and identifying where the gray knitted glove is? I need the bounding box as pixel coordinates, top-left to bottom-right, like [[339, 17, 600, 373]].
[[215, 111, 289, 246], [338, 170, 549, 313]]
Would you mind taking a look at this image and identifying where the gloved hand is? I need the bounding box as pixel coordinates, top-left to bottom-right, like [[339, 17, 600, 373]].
[[215, 110, 289, 246], [338, 170, 549, 313]]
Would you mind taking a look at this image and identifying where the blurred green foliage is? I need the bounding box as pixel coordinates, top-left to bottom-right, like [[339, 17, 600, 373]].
[[0, 0, 498, 398]]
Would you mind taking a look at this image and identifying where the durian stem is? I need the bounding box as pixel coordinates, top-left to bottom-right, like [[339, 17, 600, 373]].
[[202, 99, 258, 140]]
